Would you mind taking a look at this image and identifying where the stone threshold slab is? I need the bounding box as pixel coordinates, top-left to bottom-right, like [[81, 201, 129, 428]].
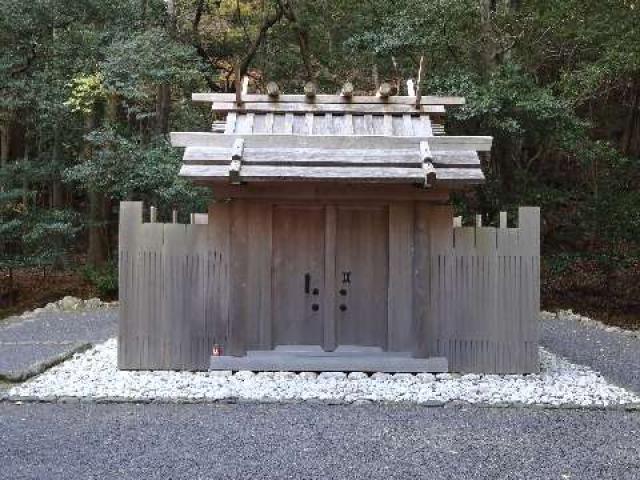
[[210, 345, 448, 373]]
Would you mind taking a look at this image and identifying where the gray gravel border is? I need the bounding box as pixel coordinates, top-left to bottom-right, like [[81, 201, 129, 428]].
[[3, 393, 640, 412]]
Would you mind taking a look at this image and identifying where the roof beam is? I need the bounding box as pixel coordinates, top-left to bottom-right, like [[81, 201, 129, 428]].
[[209, 102, 445, 115], [192, 93, 465, 106], [170, 132, 493, 152]]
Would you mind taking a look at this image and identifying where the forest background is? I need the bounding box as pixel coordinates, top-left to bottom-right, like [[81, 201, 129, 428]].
[[1, 0, 638, 326]]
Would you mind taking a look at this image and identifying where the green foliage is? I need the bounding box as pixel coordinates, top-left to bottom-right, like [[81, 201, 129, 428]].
[[0, 0, 639, 315], [82, 262, 118, 298], [64, 73, 107, 114], [0, 166, 80, 271], [64, 128, 208, 212]]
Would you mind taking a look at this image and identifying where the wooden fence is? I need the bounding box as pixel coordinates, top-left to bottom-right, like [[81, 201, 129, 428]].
[[415, 206, 540, 373], [119, 201, 539, 373], [118, 202, 224, 370]]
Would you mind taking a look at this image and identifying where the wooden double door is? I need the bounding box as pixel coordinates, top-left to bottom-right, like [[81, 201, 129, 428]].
[[271, 204, 389, 350]]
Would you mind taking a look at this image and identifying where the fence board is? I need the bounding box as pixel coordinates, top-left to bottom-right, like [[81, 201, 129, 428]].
[[118, 202, 223, 370], [119, 200, 539, 373], [420, 205, 540, 373]]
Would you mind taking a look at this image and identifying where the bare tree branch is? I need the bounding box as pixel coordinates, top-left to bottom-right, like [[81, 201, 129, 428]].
[[193, 0, 205, 32], [238, 3, 285, 77], [278, 0, 313, 81]]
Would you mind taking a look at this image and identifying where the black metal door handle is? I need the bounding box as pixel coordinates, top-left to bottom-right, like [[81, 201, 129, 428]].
[[304, 273, 310, 294], [339, 304, 347, 312]]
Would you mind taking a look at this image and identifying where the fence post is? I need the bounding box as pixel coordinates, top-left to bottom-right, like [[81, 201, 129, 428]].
[[499, 211, 507, 229]]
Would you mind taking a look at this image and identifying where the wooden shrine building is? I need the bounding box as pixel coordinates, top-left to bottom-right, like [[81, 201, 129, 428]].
[[118, 84, 540, 374]]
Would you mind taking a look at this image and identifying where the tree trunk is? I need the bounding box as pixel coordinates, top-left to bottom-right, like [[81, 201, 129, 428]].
[[87, 190, 110, 267], [166, 0, 177, 34], [621, 82, 640, 157], [0, 123, 9, 167], [478, 0, 498, 74], [84, 113, 108, 267], [21, 147, 29, 208], [155, 83, 171, 135], [51, 124, 65, 208]]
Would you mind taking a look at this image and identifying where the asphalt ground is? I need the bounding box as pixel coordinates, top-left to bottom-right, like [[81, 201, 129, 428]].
[[540, 317, 640, 394], [1, 402, 639, 480], [0, 309, 117, 381]]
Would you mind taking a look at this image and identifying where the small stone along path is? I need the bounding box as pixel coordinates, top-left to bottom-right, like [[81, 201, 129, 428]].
[[0, 298, 117, 382], [7, 339, 639, 407], [1, 304, 640, 408]]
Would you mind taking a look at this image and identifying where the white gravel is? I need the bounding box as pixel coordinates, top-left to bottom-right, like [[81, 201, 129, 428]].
[[8, 338, 640, 407]]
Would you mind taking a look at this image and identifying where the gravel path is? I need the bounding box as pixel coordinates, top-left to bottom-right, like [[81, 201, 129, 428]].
[[1, 402, 639, 480], [0, 308, 117, 381], [541, 316, 640, 394]]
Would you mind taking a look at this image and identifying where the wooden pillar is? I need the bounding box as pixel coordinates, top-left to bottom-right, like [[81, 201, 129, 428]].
[[227, 199, 249, 356], [117, 202, 143, 369], [323, 205, 337, 351], [413, 203, 453, 358], [387, 202, 415, 351], [207, 201, 231, 355]]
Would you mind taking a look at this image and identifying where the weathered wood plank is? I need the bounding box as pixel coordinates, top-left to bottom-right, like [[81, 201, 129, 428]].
[[388, 202, 414, 351], [210, 101, 446, 115], [431, 151, 480, 167], [118, 202, 143, 369], [335, 206, 389, 348], [499, 211, 507, 228], [435, 168, 485, 183], [171, 132, 494, 152], [283, 112, 294, 134], [184, 146, 422, 166], [207, 202, 230, 353], [224, 112, 237, 134], [227, 200, 249, 356], [180, 164, 426, 182], [193, 213, 208, 224], [194, 92, 465, 105], [231, 138, 244, 159], [209, 183, 451, 202], [246, 202, 273, 349], [324, 205, 337, 351], [272, 206, 325, 346]]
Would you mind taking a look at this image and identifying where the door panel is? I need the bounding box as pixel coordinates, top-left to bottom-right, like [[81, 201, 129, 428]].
[[272, 206, 325, 345], [335, 206, 389, 347]]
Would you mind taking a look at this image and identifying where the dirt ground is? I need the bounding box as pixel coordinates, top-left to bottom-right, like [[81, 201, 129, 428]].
[[0, 268, 101, 321], [542, 257, 640, 329]]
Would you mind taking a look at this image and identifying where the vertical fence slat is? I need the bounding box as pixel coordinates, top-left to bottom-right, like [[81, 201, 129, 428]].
[[426, 206, 539, 373]]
